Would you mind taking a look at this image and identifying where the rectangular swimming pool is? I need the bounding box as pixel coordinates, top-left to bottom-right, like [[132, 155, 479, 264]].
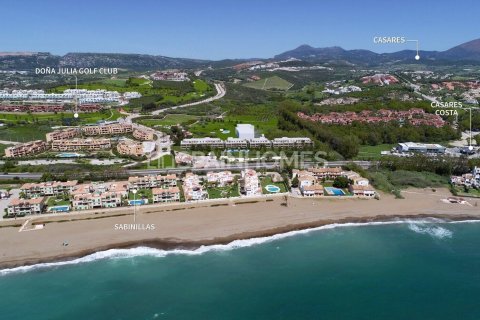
[[324, 187, 346, 196]]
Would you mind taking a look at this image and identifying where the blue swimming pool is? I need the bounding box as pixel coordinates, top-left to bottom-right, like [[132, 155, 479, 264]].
[[324, 187, 346, 196], [129, 199, 148, 205], [57, 152, 84, 158], [48, 205, 70, 212], [265, 185, 281, 193]]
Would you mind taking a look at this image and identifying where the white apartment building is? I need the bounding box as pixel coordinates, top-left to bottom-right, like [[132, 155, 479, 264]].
[[21, 180, 78, 198], [7, 197, 46, 216], [152, 187, 181, 203], [128, 174, 177, 190], [240, 169, 262, 197], [180, 137, 225, 149], [248, 136, 272, 148], [225, 137, 248, 149], [183, 173, 208, 201], [206, 171, 234, 187], [71, 181, 128, 210], [272, 137, 313, 148], [0, 89, 141, 104]]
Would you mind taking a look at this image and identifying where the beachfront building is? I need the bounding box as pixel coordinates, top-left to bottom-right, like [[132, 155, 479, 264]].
[[133, 128, 155, 141], [302, 185, 325, 197], [308, 167, 344, 180], [349, 185, 376, 197], [272, 137, 313, 149], [128, 174, 177, 190], [183, 173, 208, 201], [152, 187, 181, 203], [46, 128, 79, 142], [451, 167, 480, 188], [180, 137, 224, 150], [71, 181, 128, 210], [396, 142, 446, 154], [21, 180, 78, 198], [82, 123, 133, 136], [293, 170, 324, 197], [4, 140, 48, 158], [7, 197, 46, 216], [236, 124, 255, 139], [206, 171, 235, 187], [239, 169, 262, 197], [51, 138, 111, 151]]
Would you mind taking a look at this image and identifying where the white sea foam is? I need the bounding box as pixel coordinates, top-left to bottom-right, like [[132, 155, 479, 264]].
[[0, 219, 477, 276], [407, 222, 453, 239]]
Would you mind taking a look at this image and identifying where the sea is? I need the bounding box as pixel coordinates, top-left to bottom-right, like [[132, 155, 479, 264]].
[[1, 219, 480, 320]]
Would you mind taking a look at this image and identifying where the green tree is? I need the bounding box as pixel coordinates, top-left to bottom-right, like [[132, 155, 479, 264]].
[[333, 176, 350, 189]]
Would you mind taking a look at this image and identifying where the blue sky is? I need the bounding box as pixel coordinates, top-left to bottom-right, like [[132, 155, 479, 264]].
[[1, 0, 479, 59]]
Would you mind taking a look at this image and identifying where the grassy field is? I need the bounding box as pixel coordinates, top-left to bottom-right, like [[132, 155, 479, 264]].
[[47, 197, 70, 207], [193, 79, 209, 93], [135, 155, 175, 169], [260, 175, 287, 193], [50, 77, 213, 112], [244, 76, 293, 91], [355, 144, 395, 160], [128, 188, 153, 202], [190, 115, 278, 140], [207, 184, 240, 199], [0, 125, 53, 142], [138, 114, 198, 128]]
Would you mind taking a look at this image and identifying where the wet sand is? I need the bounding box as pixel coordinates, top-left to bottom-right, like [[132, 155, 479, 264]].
[[0, 188, 479, 269]]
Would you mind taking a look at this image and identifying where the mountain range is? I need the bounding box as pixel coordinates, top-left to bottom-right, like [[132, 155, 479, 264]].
[[1, 38, 480, 71], [274, 39, 480, 64]]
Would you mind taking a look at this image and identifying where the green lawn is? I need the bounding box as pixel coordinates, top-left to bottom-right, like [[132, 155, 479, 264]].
[[136, 155, 175, 169], [193, 79, 209, 92], [190, 115, 277, 140], [243, 76, 293, 91], [0, 125, 53, 142], [355, 144, 395, 160], [128, 188, 153, 202], [138, 114, 198, 127], [46, 196, 71, 207], [207, 184, 240, 199], [260, 176, 287, 193], [50, 78, 213, 111]]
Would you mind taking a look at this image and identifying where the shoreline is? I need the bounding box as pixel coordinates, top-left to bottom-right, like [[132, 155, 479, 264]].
[[2, 214, 480, 272], [1, 188, 479, 270]]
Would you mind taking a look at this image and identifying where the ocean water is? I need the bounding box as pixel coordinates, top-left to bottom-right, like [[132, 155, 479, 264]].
[[2, 220, 480, 320]]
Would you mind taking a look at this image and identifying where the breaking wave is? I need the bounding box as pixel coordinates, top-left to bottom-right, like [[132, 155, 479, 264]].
[[407, 222, 453, 239]]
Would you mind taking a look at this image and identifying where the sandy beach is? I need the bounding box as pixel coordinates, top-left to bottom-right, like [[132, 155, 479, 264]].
[[0, 188, 479, 269]]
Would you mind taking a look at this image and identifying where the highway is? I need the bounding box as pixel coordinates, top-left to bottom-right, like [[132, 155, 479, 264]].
[[0, 161, 373, 180]]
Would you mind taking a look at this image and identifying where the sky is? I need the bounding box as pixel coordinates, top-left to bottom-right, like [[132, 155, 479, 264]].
[[1, 0, 479, 60]]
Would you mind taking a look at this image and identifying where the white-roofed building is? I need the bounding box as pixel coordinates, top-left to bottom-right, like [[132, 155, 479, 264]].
[[235, 124, 255, 139]]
